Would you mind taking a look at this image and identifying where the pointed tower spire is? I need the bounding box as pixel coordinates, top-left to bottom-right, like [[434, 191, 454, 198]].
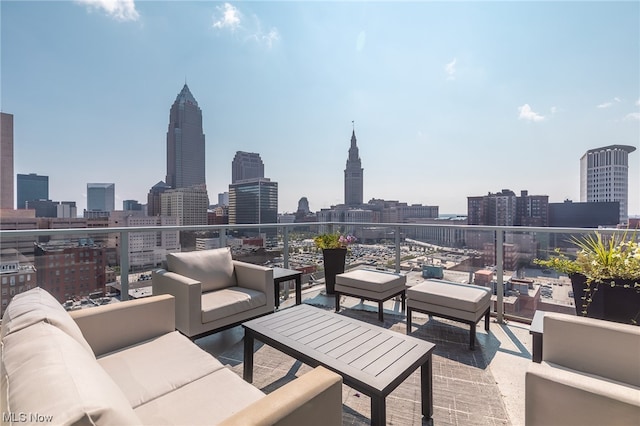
[[344, 123, 363, 206]]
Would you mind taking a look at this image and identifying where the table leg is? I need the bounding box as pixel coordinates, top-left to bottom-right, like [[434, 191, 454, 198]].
[[274, 280, 280, 309], [371, 396, 386, 426], [532, 333, 542, 363], [295, 275, 302, 305], [421, 356, 433, 418], [243, 330, 255, 383]]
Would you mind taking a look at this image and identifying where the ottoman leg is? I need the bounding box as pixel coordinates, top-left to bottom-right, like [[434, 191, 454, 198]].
[[470, 323, 476, 350], [335, 292, 340, 313], [401, 291, 406, 311], [378, 301, 384, 322], [485, 310, 490, 331]]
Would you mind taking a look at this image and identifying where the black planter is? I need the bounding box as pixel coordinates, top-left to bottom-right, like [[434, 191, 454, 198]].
[[322, 248, 347, 295], [570, 273, 640, 325]]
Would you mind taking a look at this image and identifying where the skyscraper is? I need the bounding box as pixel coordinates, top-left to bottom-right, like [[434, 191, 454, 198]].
[[87, 183, 115, 212], [17, 173, 49, 209], [166, 84, 206, 190], [344, 128, 363, 206], [232, 151, 264, 183], [580, 144, 636, 224], [229, 178, 278, 243], [0, 112, 14, 209]]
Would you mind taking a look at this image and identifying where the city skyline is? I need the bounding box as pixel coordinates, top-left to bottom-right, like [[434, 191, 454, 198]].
[[2, 1, 639, 215]]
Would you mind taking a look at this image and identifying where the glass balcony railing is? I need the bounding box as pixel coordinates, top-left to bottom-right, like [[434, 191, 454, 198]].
[[1, 221, 635, 324]]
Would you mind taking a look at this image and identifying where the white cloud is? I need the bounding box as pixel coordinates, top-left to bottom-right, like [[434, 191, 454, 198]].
[[212, 3, 279, 49], [75, 0, 139, 22], [636, 98, 640, 106], [624, 112, 640, 121], [597, 97, 621, 109], [213, 3, 241, 31], [518, 104, 545, 122], [444, 58, 456, 80], [550, 106, 558, 114]]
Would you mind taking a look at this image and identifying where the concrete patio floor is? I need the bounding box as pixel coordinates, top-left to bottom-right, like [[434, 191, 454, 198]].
[[196, 278, 533, 425]]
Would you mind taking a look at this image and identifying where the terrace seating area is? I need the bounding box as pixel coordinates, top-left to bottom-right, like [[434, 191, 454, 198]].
[[2, 260, 639, 425]]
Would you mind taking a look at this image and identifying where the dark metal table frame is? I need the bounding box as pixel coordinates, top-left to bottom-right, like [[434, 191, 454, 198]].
[[529, 310, 546, 363], [273, 267, 302, 309], [242, 304, 435, 425]]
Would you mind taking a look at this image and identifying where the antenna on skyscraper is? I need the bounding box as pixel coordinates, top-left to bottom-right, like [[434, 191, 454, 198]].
[[352, 120, 354, 131]]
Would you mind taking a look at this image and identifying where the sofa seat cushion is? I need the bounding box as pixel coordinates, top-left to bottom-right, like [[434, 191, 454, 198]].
[[0, 286, 94, 356], [201, 287, 267, 324], [1, 322, 140, 425], [408, 280, 491, 313], [167, 248, 236, 293], [97, 331, 226, 408], [134, 367, 266, 425]]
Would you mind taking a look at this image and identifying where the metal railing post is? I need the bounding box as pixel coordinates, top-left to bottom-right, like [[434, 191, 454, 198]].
[[120, 231, 129, 301], [395, 226, 401, 273], [496, 228, 504, 324], [283, 226, 289, 269], [220, 227, 227, 248]]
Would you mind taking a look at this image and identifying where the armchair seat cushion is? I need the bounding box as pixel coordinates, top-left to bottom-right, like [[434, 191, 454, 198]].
[[201, 287, 267, 324], [166, 248, 236, 293]]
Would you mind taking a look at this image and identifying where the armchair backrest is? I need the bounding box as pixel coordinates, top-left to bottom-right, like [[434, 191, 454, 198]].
[[166, 248, 237, 293], [543, 313, 640, 387]]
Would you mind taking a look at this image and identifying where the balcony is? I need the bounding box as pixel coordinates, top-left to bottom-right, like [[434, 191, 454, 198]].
[[0, 222, 636, 425]]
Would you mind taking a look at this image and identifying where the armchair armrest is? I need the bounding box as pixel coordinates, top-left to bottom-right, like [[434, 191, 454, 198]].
[[526, 361, 640, 426], [218, 366, 342, 426], [152, 269, 203, 338], [543, 313, 640, 386], [69, 295, 175, 357], [233, 261, 275, 309]]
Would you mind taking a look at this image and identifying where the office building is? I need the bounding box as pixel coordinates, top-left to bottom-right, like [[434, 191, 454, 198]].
[[232, 151, 264, 183], [160, 185, 209, 226], [87, 183, 115, 212], [580, 144, 636, 224], [344, 128, 364, 206], [147, 181, 171, 216], [123, 200, 143, 211], [34, 240, 113, 303], [166, 84, 206, 189], [0, 112, 14, 209], [25, 199, 57, 218], [0, 248, 36, 315], [17, 173, 49, 209], [229, 178, 278, 243]]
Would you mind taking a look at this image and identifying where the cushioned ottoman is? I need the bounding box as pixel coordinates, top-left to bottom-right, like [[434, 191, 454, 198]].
[[335, 269, 407, 321], [406, 279, 491, 350]]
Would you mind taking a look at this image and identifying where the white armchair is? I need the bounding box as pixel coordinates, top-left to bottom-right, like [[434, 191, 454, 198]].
[[525, 312, 640, 426], [152, 248, 274, 339]]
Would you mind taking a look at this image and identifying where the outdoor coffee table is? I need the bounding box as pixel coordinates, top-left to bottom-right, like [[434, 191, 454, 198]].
[[242, 304, 436, 425]]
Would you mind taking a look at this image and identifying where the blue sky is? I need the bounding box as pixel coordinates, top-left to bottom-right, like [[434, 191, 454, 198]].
[[2, 0, 639, 215]]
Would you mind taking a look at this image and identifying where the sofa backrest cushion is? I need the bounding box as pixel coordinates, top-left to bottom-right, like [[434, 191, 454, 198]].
[[1, 321, 141, 425], [0, 286, 94, 357], [166, 248, 237, 293]]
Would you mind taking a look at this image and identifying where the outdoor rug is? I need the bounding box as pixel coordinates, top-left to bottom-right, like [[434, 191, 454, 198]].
[[210, 304, 510, 426]]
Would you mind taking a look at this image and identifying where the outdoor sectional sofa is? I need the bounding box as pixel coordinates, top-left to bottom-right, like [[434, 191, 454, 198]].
[[0, 287, 343, 425]]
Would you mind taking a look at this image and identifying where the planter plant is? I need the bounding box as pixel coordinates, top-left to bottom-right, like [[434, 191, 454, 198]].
[[314, 232, 357, 295], [535, 232, 640, 325]]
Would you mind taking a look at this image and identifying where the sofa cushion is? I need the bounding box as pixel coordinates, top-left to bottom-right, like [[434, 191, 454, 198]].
[[1, 321, 141, 425], [0, 286, 94, 356], [134, 367, 265, 425], [98, 331, 226, 408], [167, 248, 236, 293], [201, 287, 267, 324]]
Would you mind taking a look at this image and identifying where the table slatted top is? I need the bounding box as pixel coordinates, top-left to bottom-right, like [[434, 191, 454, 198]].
[[243, 304, 435, 394]]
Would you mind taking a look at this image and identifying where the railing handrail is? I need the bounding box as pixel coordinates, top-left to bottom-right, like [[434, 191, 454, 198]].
[[0, 221, 629, 238]]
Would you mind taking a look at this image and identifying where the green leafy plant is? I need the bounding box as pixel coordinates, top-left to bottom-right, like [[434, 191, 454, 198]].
[[535, 231, 640, 322], [314, 232, 357, 249]]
